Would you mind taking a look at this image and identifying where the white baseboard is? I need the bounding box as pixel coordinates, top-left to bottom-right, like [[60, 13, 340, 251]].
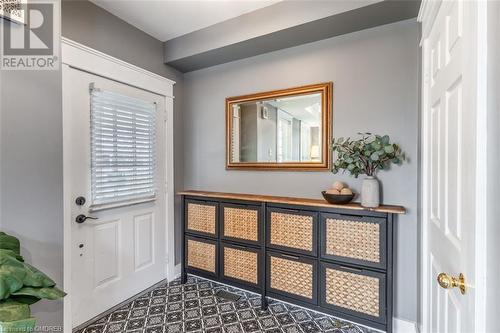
[[394, 318, 419, 333], [167, 263, 182, 281], [172, 264, 181, 280]]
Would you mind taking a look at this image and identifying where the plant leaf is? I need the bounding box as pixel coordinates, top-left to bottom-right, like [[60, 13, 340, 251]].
[[0, 317, 36, 330], [331, 133, 405, 177], [384, 145, 395, 154], [0, 300, 31, 322], [11, 287, 66, 301], [0, 252, 27, 300], [21, 263, 56, 288], [0, 250, 60, 301], [9, 295, 40, 305], [0, 233, 21, 259]]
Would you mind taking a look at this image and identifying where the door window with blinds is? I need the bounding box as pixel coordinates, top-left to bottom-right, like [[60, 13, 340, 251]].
[[90, 86, 157, 207]]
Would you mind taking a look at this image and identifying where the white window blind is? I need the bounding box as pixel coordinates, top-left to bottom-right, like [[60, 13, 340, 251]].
[[90, 87, 157, 206]]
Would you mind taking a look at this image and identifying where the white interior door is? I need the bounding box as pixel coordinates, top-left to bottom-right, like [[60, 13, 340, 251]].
[[65, 66, 167, 327], [420, 1, 486, 332]]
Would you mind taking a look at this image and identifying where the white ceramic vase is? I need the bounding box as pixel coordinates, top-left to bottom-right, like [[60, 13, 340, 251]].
[[361, 176, 380, 208]]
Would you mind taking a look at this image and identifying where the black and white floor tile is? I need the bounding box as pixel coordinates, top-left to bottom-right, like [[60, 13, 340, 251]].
[[77, 276, 374, 333]]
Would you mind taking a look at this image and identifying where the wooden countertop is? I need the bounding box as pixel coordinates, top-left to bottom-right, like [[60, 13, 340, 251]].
[[178, 190, 406, 214]]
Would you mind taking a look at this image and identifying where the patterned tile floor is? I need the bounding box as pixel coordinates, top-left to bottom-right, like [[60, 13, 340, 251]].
[[77, 275, 375, 333]]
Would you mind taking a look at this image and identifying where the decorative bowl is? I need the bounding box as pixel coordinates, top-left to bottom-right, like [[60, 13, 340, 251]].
[[321, 191, 355, 205]]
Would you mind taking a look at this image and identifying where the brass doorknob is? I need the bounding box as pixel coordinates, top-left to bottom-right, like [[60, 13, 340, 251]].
[[437, 273, 466, 295]]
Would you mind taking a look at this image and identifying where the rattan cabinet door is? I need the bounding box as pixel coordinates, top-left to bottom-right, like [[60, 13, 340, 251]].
[[267, 208, 318, 256], [185, 236, 218, 278], [319, 262, 386, 323], [221, 203, 262, 245], [185, 199, 218, 238], [266, 251, 317, 304], [320, 213, 386, 269], [221, 242, 261, 289]]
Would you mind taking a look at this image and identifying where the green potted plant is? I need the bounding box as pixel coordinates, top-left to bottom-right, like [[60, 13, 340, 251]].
[[0, 232, 66, 332], [331, 133, 405, 207]]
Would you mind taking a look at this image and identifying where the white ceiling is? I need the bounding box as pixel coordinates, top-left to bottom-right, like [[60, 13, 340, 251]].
[[90, 0, 280, 41]]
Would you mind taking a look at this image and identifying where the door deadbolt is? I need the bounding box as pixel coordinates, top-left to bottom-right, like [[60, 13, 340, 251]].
[[75, 196, 86, 206]]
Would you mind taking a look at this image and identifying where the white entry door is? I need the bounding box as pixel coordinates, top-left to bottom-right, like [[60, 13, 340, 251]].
[[419, 1, 486, 332], [65, 66, 167, 327]]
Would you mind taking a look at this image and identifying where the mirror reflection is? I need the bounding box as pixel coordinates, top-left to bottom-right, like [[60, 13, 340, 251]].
[[230, 93, 322, 163]]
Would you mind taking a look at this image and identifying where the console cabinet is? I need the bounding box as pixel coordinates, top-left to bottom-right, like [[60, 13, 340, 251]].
[[180, 190, 405, 333]]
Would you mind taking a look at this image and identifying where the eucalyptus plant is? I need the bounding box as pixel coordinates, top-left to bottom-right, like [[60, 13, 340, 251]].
[[0, 231, 66, 330], [331, 133, 405, 177]]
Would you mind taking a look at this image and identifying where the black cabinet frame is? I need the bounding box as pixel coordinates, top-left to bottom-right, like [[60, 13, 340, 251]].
[[266, 250, 318, 305], [184, 199, 219, 238], [319, 212, 387, 270], [266, 207, 319, 257], [184, 234, 219, 280], [220, 202, 264, 246], [220, 241, 263, 293], [181, 195, 397, 333], [319, 261, 387, 324]]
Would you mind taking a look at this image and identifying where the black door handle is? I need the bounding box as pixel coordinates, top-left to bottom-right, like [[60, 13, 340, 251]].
[[75, 214, 98, 224]]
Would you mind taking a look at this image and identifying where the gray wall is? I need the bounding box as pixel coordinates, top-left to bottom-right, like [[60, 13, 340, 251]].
[[61, 0, 184, 265], [0, 2, 185, 330], [183, 19, 419, 322], [486, 2, 500, 332], [0, 26, 64, 329]]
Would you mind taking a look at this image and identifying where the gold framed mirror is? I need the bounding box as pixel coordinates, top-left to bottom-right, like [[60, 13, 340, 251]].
[[226, 82, 332, 171]]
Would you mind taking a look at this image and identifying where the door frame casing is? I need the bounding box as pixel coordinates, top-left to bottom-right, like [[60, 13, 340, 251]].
[[61, 38, 177, 330], [418, 1, 488, 332]]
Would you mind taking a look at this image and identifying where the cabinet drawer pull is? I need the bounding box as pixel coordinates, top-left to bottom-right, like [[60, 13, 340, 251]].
[[274, 208, 301, 213], [280, 254, 300, 260], [244, 204, 259, 209], [339, 265, 363, 273], [225, 204, 256, 209], [229, 244, 247, 250]]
